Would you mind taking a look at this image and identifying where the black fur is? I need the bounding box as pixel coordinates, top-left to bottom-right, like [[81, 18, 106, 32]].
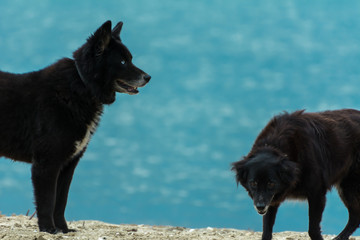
[[232, 109, 360, 240], [0, 20, 150, 233]]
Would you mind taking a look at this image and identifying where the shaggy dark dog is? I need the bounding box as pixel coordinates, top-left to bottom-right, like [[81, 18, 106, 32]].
[[0, 20, 150, 233], [232, 109, 360, 240]]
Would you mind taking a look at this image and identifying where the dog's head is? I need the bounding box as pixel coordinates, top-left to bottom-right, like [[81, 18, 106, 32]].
[[73, 20, 151, 104], [232, 150, 299, 215]]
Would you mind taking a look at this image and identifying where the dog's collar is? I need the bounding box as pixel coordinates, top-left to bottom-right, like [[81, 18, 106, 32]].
[[74, 61, 86, 83]]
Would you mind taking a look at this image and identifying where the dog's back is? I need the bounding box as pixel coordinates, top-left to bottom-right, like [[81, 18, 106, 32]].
[[253, 109, 360, 181]]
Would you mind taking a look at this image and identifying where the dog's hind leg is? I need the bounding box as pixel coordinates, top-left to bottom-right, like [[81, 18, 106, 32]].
[[53, 156, 80, 233], [334, 175, 360, 240], [31, 162, 60, 234], [262, 205, 279, 240]]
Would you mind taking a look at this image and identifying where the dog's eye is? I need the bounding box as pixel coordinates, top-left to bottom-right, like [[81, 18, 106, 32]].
[[120, 60, 126, 65], [250, 181, 258, 188], [267, 182, 275, 189]]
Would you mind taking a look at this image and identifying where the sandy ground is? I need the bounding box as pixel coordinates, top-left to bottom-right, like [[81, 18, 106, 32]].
[[0, 215, 359, 240]]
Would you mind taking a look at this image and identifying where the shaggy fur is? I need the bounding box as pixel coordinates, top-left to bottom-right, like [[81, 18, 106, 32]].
[[0, 21, 150, 233], [232, 109, 360, 240]]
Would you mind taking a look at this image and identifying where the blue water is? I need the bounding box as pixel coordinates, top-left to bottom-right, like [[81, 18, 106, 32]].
[[0, 0, 360, 235]]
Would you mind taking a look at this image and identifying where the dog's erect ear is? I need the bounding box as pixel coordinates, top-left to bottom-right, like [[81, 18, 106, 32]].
[[112, 21, 123, 40], [93, 20, 112, 55], [231, 160, 248, 186], [277, 159, 299, 187]]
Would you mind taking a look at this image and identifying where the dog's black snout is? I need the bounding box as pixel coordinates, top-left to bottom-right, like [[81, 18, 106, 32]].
[[256, 205, 265, 211], [143, 74, 151, 82]]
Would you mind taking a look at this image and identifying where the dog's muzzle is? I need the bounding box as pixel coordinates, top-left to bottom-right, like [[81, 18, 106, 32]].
[[115, 74, 151, 95]]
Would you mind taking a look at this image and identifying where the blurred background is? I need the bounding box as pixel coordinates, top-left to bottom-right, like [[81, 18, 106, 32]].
[[0, 0, 360, 235]]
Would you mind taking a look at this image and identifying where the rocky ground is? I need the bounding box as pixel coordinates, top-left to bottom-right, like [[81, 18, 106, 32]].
[[0, 215, 359, 240]]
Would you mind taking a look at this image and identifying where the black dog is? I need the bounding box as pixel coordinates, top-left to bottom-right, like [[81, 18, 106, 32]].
[[0, 20, 150, 233], [232, 109, 360, 240]]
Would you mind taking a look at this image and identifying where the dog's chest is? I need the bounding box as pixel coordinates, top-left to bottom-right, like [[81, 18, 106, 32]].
[[72, 112, 101, 158]]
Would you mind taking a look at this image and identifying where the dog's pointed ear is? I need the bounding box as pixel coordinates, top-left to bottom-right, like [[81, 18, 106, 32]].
[[93, 20, 112, 55], [112, 21, 123, 40], [231, 159, 248, 186]]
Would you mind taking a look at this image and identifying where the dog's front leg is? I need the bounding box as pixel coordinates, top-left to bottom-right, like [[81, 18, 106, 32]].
[[31, 162, 60, 234], [262, 205, 279, 240], [307, 193, 326, 240], [53, 156, 80, 233]]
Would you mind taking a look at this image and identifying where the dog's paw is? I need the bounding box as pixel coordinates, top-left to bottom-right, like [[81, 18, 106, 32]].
[[61, 228, 77, 233], [39, 226, 58, 234]]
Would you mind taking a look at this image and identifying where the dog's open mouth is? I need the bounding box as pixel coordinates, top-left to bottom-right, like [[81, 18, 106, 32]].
[[254, 205, 269, 216], [115, 80, 139, 95], [257, 209, 268, 215]]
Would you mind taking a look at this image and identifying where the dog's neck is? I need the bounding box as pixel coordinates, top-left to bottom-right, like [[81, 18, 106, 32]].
[[74, 60, 86, 84]]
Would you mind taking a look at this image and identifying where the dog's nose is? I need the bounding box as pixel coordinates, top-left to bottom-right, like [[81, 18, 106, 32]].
[[256, 205, 265, 212], [143, 74, 151, 82]]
